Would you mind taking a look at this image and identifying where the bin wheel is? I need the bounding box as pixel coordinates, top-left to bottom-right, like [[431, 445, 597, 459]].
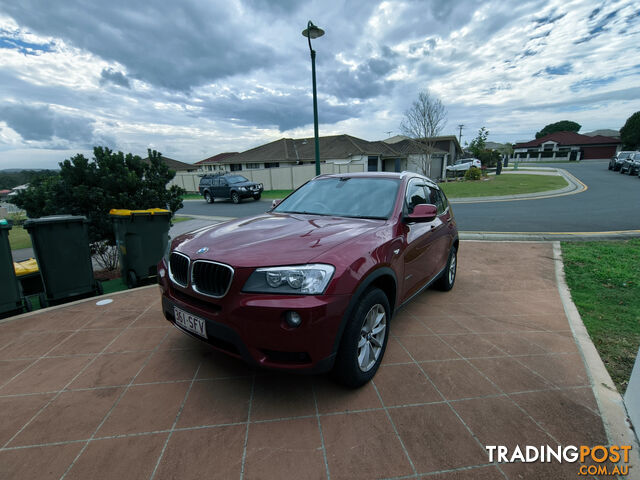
[[24, 298, 33, 312], [38, 292, 48, 309], [96, 281, 104, 295], [127, 271, 138, 288]]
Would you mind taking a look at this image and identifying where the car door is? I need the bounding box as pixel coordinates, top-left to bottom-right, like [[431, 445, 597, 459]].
[[428, 186, 454, 273], [216, 177, 229, 198], [400, 178, 440, 301]]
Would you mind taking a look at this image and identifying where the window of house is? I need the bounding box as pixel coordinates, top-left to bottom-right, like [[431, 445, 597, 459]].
[[230, 164, 242, 171], [368, 156, 378, 172], [264, 162, 280, 168], [246, 163, 260, 169]]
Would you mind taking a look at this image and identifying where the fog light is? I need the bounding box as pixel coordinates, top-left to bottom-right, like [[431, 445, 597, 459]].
[[159, 267, 166, 278], [285, 311, 302, 328]]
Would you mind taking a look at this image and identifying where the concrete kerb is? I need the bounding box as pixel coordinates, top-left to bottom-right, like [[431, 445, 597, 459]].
[[448, 167, 586, 204], [552, 241, 640, 470], [460, 231, 640, 242]]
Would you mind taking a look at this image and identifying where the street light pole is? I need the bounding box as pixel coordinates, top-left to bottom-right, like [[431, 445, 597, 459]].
[[302, 21, 324, 176]]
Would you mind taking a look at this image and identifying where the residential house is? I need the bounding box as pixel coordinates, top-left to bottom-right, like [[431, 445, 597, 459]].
[[384, 135, 463, 179], [194, 152, 239, 172], [141, 155, 198, 173], [513, 132, 621, 161]]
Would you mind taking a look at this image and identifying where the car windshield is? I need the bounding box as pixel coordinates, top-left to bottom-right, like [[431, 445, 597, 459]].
[[273, 177, 400, 220], [226, 175, 249, 184]]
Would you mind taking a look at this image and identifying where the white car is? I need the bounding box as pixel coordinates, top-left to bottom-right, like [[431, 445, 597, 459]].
[[446, 158, 482, 172]]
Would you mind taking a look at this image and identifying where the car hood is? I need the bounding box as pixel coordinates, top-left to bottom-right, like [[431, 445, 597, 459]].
[[172, 213, 384, 268]]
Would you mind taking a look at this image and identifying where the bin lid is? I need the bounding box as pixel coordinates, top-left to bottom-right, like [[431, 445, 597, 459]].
[[24, 215, 88, 228], [14, 258, 39, 276], [0, 218, 12, 230], [109, 208, 171, 217]]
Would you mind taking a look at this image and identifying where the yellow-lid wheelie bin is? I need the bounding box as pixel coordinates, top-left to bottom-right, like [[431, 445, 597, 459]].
[[109, 209, 171, 288], [0, 219, 30, 317]]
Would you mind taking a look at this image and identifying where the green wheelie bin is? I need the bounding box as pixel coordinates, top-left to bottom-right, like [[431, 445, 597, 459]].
[[0, 219, 30, 317], [24, 215, 102, 308], [109, 208, 171, 288]]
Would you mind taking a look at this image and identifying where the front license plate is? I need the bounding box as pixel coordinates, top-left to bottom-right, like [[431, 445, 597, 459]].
[[174, 307, 208, 339]]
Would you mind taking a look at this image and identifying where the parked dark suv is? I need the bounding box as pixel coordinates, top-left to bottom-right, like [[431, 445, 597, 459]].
[[159, 172, 459, 387], [199, 173, 264, 204]]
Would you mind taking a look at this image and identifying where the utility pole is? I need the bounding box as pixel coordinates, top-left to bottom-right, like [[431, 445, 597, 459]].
[[458, 124, 464, 145], [385, 130, 393, 138]]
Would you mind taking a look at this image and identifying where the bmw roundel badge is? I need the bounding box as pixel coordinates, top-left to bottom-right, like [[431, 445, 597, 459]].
[[196, 247, 209, 254]]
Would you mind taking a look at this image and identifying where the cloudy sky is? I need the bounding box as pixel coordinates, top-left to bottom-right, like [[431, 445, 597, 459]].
[[0, 0, 639, 169]]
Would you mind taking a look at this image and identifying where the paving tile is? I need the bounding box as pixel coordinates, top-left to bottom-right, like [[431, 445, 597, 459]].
[[438, 334, 505, 358], [158, 326, 202, 351], [390, 403, 489, 473], [83, 310, 141, 329], [374, 363, 441, 406], [0, 442, 84, 480], [69, 351, 150, 388], [250, 374, 316, 421], [509, 389, 607, 446], [177, 377, 251, 427], [520, 332, 579, 354], [480, 333, 548, 355], [244, 417, 326, 480], [397, 335, 461, 362], [321, 410, 413, 479], [516, 353, 589, 388], [0, 393, 53, 446], [420, 465, 503, 479], [17, 311, 91, 332], [391, 312, 433, 336], [0, 359, 35, 386], [130, 309, 171, 328], [470, 357, 552, 393], [420, 359, 500, 400], [98, 382, 189, 436], [135, 348, 204, 384], [420, 316, 472, 334], [452, 396, 555, 450], [0, 355, 93, 395], [105, 327, 168, 353], [10, 387, 122, 446], [455, 316, 515, 334], [0, 331, 72, 360], [48, 328, 121, 356], [196, 350, 254, 378], [314, 377, 381, 414], [381, 337, 412, 365], [154, 425, 245, 479], [65, 433, 168, 480]]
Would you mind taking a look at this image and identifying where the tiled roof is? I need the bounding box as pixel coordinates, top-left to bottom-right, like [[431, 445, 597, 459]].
[[195, 152, 239, 165], [514, 131, 621, 148], [141, 155, 196, 171]]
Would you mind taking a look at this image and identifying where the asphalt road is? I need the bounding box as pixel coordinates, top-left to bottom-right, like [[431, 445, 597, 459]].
[[177, 160, 640, 233]]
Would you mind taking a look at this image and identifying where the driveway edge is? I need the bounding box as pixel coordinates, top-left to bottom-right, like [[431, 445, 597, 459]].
[[552, 242, 640, 467]]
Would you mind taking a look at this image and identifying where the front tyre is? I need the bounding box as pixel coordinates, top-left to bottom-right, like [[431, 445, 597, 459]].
[[333, 288, 390, 388], [253, 193, 261, 201], [434, 245, 457, 291], [231, 191, 240, 204]]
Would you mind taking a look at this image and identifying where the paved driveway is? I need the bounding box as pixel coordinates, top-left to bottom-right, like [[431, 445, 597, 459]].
[[0, 242, 608, 479]]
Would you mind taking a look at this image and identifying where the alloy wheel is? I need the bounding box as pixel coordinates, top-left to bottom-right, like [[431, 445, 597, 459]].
[[357, 304, 387, 372]]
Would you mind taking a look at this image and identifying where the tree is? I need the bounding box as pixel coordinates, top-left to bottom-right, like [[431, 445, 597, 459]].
[[400, 89, 447, 177], [468, 127, 501, 168], [620, 111, 640, 150], [535, 120, 581, 139], [10, 146, 185, 270]]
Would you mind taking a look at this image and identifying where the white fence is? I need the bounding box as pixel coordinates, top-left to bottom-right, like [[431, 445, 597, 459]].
[[170, 163, 366, 192]]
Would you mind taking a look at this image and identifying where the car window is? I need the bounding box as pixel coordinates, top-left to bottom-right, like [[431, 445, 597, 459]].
[[405, 179, 428, 214], [212, 178, 220, 187], [219, 178, 228, 186], [427, 186, 445, 214], [439, 189, 449, 212], [226, 175, 249, 184]]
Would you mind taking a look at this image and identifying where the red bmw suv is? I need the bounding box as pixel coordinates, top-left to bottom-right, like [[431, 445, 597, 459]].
[[158, 172, 458, 387]]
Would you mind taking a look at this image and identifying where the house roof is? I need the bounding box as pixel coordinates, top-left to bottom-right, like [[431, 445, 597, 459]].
[[514, 131, 621, 148], [583, 129, 620, 138], [195, 152, 238, 165], [141, 155, 196, 171], [389, 138, 448, 155], [225, 135, 400, 164]]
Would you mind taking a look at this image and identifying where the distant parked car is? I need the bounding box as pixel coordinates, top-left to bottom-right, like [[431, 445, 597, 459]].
[[446, 158, 482, 175], [609, 151, 634, 171], [199, 173, 264, 204], [620, 152, 640, 176]]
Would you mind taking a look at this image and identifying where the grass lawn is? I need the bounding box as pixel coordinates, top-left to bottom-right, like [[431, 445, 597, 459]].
[[100, 277, 129, 295], [261, 189, 293, 200], [8, 225, 32, 250], [440, 174, 568, 198], [562, 239, 640, 393], [172, 216, 192, 223], [181, 193, 202, 200]]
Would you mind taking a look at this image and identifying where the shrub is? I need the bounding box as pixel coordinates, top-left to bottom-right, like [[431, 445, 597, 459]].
[[464, 166, 482, 181]]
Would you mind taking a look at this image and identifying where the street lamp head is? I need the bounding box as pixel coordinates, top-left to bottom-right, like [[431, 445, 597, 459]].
[[302, 21, 324, 39]]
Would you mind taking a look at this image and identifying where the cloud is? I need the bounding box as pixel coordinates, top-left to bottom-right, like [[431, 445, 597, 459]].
[[99, 68, 130, 88], [0, 103, 95, 144]]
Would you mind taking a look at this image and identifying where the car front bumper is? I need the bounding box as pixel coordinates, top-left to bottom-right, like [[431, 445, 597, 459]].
[[157, 262, 350, 373]]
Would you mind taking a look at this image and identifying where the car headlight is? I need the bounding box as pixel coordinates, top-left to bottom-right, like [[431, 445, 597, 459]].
[[243, 264, 335, 295], [240, 186, 247, 191], [163, 239, 171, 265]]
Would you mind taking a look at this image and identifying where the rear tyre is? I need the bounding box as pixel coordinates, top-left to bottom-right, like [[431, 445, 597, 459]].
[[204, 191, 213, 204], [231, 192, 240, 204], [38, 292, 48, 309], [253, 193, 261, 201], [332, 288, 390, 388], [127, 271, 137, 289], [95, 281, 104, 295], [608, 164, 612, 170], [434, 245, 457, 291]]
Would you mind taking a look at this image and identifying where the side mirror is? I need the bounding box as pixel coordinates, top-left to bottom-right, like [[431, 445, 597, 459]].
[[271, 199, 282, 208], [406, 204, 437, 223]]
